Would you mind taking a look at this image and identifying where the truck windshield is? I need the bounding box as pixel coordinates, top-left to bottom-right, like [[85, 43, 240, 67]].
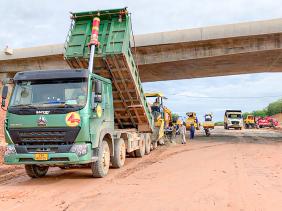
[[9, 79, 88, 108]]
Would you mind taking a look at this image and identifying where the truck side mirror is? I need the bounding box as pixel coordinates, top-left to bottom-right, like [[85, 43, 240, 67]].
[[1, 85, 8, 108], [95, 80, 102, 95], [91, 80, 102, 109], [94, 80, 102, 103]]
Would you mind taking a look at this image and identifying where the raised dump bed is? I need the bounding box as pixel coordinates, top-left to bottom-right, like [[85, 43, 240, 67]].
[[64, 8, 154, 132]]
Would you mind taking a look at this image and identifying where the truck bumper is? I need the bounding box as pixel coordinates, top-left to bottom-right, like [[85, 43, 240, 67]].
[[228, 124, 242, 128], [4, 144, 95, 165]]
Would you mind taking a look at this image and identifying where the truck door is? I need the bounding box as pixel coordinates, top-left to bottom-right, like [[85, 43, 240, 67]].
[[89, 80, 104, 141], [103, 83, 113, 122]]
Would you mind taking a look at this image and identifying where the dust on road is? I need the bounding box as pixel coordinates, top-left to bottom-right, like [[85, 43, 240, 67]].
[[0, 127, 282, 211]]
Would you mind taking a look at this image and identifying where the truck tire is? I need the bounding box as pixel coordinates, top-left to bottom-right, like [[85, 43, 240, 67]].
[[59, 166, 68, 169], [111, 138, 126, 168], [145, 134, 151, 155], [135, 135, 145, 157], [204, 129, 210, 136], [158, 138, 165, 145], [152, 140, 158, 150], [91, 140, 110, 178], [25, 165, 49, 178], [128, 151, 135, 158]]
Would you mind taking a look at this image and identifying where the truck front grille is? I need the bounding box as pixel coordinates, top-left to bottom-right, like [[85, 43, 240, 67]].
[[231, 121, 239, 125], [19, 131, 66, 144], [9, 127, 80, 153]]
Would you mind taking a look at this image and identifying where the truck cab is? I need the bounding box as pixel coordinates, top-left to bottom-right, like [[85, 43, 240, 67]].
[[2, 69, 116, 178], [224, 110, 243, 130], [244, 115, 256, 129]]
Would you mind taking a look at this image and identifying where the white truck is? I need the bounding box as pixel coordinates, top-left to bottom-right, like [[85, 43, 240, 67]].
[[224, 110, 243, 130]]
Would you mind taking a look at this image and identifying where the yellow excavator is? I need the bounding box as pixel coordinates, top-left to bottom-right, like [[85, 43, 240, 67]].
[[244, 115, 256, 129], [145, 92, 172, 148], [172, 116, 183, 127], [185, 112, 200, 130]]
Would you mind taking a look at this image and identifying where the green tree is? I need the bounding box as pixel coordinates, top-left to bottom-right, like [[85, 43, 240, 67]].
[[253, 109, 268, 117], [215, 121, 224, 126], [267, 99, 282, 116], [243, 112, 252, 119]]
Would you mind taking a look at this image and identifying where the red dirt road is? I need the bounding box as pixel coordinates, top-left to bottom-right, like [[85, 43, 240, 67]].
[[0, 128, 282, 211]]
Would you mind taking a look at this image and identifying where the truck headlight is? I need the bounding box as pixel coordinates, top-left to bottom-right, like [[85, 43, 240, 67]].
[[5, 145, 16, 156], [70, 144, 88, 157]]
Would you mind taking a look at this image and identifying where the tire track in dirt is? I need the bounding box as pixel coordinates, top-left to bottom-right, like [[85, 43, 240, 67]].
[[114, 142, 229, 179], [112, 133, 280, 181], [0, 133, 278, 185]]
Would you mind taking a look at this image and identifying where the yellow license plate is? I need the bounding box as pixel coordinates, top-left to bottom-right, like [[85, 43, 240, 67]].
[[34, 153, 49, 161]]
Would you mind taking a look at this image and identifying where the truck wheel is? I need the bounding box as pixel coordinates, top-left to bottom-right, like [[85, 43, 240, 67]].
[[135, 135, 145, 157], [59, 166, 68, 169], [111, 138, 126, 168], [158, 138, 165, 145], [145, 134, 151, 155], [152, 141, 158, 150], [204, 129, 210, 136], [25, 165, 49, 178], [91, 140, 110, 178], [128, 151, 135, 158]]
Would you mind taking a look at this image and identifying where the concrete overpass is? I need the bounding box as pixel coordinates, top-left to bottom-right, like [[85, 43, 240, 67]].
[[1, 18, 282, 82]]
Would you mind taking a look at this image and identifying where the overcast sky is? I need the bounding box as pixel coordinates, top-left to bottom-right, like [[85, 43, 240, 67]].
[[1, 0, 282, 121]]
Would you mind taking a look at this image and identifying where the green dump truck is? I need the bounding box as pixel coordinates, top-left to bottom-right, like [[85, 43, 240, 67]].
[[1, 8, 156, 178]]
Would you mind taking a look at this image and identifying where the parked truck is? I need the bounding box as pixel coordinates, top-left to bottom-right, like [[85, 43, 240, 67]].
[[1, 8, 156, 178], [224, 110, 243, 130]]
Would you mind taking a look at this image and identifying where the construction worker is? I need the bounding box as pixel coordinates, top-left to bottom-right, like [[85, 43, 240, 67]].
[[180, 122, 186, 144], [190, 123, 195, 140], [153, 98, 160, 107], [166, 124, 174, 142], [172, 126, 177, 139]]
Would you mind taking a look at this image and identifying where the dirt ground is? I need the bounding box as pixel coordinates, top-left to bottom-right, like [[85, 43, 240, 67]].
[[0, 127, 282, 211]]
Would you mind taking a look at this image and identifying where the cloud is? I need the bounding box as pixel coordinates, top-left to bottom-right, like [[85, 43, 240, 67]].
[[1, 0, 282, 48], [143, 73, 282, 122]]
